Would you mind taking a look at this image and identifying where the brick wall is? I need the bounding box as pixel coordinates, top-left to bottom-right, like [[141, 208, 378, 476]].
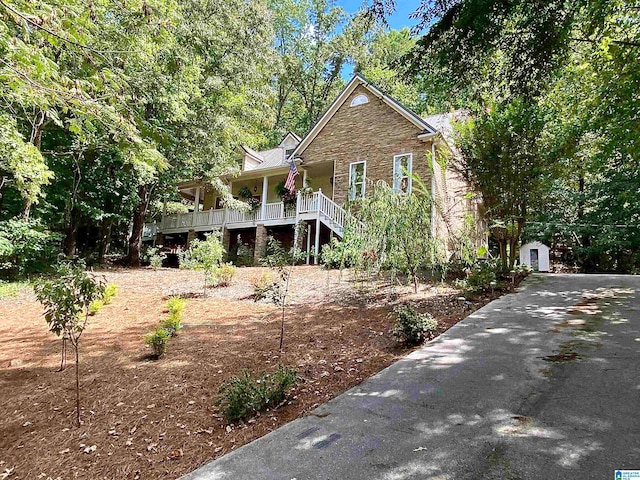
[[299, 85, 433, 206]]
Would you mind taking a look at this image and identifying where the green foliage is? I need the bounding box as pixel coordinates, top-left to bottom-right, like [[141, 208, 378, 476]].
[[166, 296, 187, 317], [0, 218, 62, 278], [180, 233, 226, 291], [0, 280, 28, 299], [320, 236, 361, 269], [251, 272, 279, 302], [260, 236, 291, 267], [344, 179, 445, 291], [211, 262, 237, 287], [34, 262, 105, 338], [102, 284, 118, 305], [391, 305, 438, 346], [161, 313, 182, 337], [88, 299, 104, 316], [455, 99, 553, 270], [145, 328, 171, 359], [0, 114, 53, 204], [466, 262, 499, 293], [33, 261, 105, 425], [216, 365, 299, 422]]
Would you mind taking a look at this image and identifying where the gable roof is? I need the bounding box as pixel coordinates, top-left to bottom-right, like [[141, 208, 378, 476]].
[[279, 132, 301, 146], [291, 73, 439, 158]]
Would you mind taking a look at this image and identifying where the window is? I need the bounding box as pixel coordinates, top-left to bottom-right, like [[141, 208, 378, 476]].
[[285, 148, 295, 158], [349, 161, 366, 200], [350, 94, 369, 107], [393, 153, 413, 193]]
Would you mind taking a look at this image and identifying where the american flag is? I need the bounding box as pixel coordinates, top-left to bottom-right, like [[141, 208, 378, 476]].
[[284, 160, 298, 192]]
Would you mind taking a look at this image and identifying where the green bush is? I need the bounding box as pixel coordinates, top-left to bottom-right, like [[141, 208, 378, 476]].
[[161, 312, 182, 337], [102, 283, 118, 304], [88, 299, 104, 316], [391, 305, 438, 345], [211, 262, 237, 287], [166, 296, 186, 316], [260, 236, 291, 267], [466, 261, 499, 292], [216, 365, 299, 422], [0, 218, 62, 278], [320, 236, 360, 269], [145, 328, 170, 358], [0, 280, 27, 299], [251, 272, 279, 302], [142, 245, 167, 269]]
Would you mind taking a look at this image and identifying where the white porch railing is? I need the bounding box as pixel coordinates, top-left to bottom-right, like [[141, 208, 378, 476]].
[[154, 191, 348, 237]]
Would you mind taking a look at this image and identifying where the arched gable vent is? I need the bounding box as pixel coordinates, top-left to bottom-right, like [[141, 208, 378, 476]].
[[350, 94, 369, 107]]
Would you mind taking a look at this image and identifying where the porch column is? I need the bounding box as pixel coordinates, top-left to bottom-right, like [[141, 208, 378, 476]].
[[306, 226, 311, 265], [192, 186, 201, 226], [302, 169, 308, 188], [314, 216, 321, 265], [261, 175, 268, 221]]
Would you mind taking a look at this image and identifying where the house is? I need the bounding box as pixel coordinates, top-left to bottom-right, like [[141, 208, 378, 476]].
[[145, 74, 481, 265]]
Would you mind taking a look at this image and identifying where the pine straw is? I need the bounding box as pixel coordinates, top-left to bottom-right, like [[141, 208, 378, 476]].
[[0, 266, 501, 480]]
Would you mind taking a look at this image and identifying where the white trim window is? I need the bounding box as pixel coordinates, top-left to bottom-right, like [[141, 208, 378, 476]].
[[349, 161, 366, 200], [350, 94, 369, 107], [393, 153, 413, 194]]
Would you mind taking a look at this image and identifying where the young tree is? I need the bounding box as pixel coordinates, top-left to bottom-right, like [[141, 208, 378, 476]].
[[34, 262, 105, 426], [345, 179, 443, 292], [180, 232, 225, 294]]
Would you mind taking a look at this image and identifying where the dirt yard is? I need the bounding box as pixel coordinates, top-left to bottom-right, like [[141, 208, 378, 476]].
[[0, 266, 503, 479]]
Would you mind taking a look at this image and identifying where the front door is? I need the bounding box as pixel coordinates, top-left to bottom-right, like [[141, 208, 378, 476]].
[[530, 249, 539, 271]]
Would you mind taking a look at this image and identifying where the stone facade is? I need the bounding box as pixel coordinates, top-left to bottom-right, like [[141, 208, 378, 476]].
[[299, 85, 434, 206], [253, 224, 267, 266]]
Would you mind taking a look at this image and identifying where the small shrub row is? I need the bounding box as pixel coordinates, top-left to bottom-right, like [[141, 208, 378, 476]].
[[88, 283, 118, 316], [391, 304, 438, 345], [144, 296, 186, 358], [216, 365, 299, 423]]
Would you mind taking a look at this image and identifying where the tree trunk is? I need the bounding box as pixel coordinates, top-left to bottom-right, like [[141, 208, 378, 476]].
[[98, 218, 113, 264], [75, 342, 81, 426], [64, 208, 81, 257], [127, 185, 148, 267]]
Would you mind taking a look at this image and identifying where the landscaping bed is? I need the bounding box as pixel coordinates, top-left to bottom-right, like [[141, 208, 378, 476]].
[[0, 266, 508, 479]]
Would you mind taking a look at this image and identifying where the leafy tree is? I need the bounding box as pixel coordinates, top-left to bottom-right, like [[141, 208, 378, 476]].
[[34, 262, 105, 426], [179, 232, 225, 294], [454, 99, 553, 270], [345, 179, 444, 292]]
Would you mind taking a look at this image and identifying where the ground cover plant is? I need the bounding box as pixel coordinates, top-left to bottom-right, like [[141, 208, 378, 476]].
[[0, 266, 523, 479]]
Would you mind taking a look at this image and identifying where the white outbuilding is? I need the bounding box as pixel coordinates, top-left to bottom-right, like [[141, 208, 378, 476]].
[[519, 241, 550, 272]]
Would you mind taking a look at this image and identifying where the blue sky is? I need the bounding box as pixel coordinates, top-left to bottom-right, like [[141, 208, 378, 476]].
[[336, 0, 422, 30]]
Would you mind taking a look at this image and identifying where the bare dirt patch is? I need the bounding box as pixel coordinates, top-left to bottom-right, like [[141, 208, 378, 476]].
[[0, 266, 504, 480]]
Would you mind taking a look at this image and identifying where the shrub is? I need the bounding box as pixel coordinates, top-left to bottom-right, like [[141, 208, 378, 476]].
[[145, 328, 170, 358], [88, 299, 104, 316], [251, 272, 278, 302], [320, 236, 360, 269], [466, 261, 499, 292], [216, 365, 299, 422], [0, 218, 62, 279], [211, 262, 236, 287], [0, 280, 26, 299], [166, 296, 186, 316], [391, 304, 438, 345], [260, 236, 291, 267], [102, 284, 118, 304], [161, 313, 182, 337]]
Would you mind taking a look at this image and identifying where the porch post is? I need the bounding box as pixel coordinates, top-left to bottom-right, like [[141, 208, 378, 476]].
[[192, 187, 201, 227], [261, 175, 268, 221], [302, 169, 308, 188], [306, 225, 311, 265], [314, 216, 321, 265]]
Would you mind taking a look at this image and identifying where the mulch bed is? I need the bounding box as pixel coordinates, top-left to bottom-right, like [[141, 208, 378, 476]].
[[0, 266, 507, 480]]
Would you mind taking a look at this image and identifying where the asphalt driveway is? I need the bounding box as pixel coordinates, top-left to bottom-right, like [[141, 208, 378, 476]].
[[183, 274, 640, 480]]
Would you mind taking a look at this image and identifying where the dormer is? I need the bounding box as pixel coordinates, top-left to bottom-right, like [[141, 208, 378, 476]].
[[241, 146, 264, 171], [279, 132, 301, 158]]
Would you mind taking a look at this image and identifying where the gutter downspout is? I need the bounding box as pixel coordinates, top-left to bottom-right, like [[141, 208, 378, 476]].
[[431, 141, 437, 240]]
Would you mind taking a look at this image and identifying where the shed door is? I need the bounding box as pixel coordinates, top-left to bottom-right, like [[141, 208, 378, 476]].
[[530, 249, 539, 271]]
